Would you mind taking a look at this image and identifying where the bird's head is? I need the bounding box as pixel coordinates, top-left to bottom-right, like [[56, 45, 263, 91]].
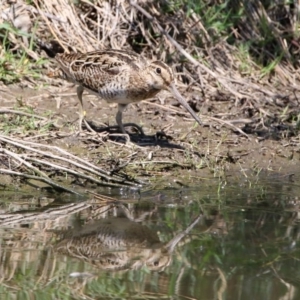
[[147, 60, 202, 127], [147, 61, 175, 90]]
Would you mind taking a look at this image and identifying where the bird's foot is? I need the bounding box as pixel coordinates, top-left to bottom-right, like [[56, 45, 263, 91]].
[[121, 123, 145, 135], [83, 119, 97, 133]]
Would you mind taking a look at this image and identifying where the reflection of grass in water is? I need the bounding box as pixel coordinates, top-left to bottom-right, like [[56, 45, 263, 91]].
[[1, 183, 300, 299], [0, 197, 202, 299]]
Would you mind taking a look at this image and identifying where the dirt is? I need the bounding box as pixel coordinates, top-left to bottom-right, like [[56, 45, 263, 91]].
[[0, 80, 299, 193]]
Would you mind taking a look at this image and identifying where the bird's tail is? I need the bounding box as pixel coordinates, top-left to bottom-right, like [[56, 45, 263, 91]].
[[36, 39, 65, 58]]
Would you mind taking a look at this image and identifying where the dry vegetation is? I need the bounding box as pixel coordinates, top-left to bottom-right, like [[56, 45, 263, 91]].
[[0, 0, 300, 193]]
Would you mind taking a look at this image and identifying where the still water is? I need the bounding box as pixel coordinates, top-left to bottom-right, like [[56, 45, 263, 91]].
[[1, 171, 300, 300]]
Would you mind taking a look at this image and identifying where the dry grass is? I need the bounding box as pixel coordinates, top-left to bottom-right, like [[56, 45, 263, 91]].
[[34, 0, 300, 95], [1, 0, 300, 111]]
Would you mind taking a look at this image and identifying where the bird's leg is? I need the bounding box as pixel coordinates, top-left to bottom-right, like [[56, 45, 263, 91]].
[[116, 104, 128, 134], [76, 85, 85, 131], [76, 85, 95, 132], [115, 104, 145, 135]]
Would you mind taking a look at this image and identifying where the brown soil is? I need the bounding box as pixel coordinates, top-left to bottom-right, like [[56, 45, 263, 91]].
[[0, 79, 299, 193]]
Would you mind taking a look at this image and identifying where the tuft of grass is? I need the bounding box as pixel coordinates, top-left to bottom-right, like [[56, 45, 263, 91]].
[[259, 55, 282, 79], [162, 0, 298, 69], [0, 22, 47, 84], [0, 106, 55, 135]]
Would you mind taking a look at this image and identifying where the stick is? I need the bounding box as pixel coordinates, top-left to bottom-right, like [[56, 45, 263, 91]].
[[0, 168, 82, 195], [0, 109, 48, 120]]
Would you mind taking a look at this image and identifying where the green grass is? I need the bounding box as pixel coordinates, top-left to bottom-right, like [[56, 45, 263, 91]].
[[0, 22, 47, 84], [0, 106, 55, 135], [161, 0, 298, 69]]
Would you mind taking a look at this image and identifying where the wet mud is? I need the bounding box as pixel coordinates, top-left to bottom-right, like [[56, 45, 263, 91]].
[[0, 82, 299, 193]]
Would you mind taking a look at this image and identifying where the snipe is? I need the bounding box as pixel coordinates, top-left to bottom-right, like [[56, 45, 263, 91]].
[[38, 40, 202, 134]]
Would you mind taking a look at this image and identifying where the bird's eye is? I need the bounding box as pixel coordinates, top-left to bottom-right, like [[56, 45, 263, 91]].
[[153, 260, 159, 266], [156, 68, 161, 74]]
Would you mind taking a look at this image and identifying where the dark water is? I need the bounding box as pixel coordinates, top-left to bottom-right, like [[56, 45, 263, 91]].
[[1, 171, 300, 300]]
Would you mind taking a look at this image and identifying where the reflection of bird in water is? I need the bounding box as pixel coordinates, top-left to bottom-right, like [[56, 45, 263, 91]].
[[54, 215, 201, 271]]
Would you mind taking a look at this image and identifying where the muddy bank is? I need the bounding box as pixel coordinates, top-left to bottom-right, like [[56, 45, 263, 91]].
[[0, 82, 299, 194]]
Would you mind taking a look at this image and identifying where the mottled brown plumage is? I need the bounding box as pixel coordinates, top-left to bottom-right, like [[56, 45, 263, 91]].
[[38, 40, 202, 133], [54, 214, 201, 271]]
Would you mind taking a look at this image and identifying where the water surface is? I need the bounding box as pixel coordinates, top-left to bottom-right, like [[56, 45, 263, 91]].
[[1, 171, 300, 300]]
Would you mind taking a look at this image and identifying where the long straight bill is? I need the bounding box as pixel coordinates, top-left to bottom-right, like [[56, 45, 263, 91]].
[[169, 83, 202, 127]]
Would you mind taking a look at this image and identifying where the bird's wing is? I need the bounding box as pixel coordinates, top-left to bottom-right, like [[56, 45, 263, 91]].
[[55, 49, 146, 92]]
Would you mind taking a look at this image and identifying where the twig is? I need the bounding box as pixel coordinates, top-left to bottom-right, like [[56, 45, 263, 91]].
[[0, 109, 48, 120], [0, 135, 110, 177], [0, 202, 91, 226], [32, 0, 68, 52], [0, 134, 140, 186], [0, 168, 82, 195], [144, 101, 250, 139], [1, 148, 49, 178], [27, 157, 131, 188], [25, 5, 66, 23], [129, 160, 192, 168], [205, 116, 250, 139]]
